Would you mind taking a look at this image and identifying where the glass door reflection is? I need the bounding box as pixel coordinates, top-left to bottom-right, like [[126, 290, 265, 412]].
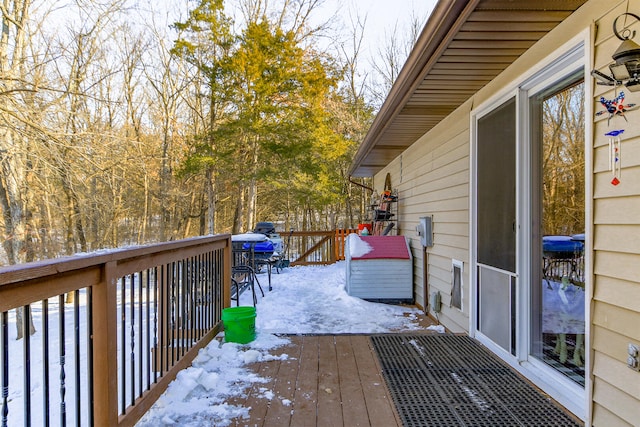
[[531, 77, 586, 386]]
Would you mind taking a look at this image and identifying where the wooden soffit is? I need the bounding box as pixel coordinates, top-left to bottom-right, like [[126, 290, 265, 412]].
[[350, 0, 588, 177]]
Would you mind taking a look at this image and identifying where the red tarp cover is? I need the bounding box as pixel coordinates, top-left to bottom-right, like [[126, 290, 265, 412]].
[[352, 236, 410, 260]]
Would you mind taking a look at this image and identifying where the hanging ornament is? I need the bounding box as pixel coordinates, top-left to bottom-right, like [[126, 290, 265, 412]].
[[605, 129, 623, 185], [596, 91, 637, 125]]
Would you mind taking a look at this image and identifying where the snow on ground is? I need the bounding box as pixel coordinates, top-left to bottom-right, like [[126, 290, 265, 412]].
[[136, 261, 426, 426]]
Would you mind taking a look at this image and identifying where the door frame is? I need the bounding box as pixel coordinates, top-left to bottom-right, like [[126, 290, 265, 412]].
[[469, 32, 592, 420]]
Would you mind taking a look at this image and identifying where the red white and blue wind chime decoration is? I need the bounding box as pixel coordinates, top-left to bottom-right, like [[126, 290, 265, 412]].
[[592, 12, 640, 186], [595, 89, 636, 186]]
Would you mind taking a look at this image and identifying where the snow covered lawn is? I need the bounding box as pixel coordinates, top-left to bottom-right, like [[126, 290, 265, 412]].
[[136, 261, 436, 426]]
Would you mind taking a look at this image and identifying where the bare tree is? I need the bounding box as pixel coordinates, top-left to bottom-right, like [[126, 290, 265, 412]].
[[368, 9, 427, 107], [0, 0, 38, 337]]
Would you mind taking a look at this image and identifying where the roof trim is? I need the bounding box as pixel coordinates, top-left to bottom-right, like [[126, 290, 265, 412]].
[[349, 0, 586, 177], [349, 0, 480, 177]]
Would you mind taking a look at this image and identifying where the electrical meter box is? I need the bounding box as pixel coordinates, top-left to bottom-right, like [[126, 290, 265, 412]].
[[418, 216, 433, 247]]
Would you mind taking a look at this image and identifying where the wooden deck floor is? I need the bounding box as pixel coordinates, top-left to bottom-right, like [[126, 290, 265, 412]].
[[229, 334, 402, 427], [228, 311, 438, 427]]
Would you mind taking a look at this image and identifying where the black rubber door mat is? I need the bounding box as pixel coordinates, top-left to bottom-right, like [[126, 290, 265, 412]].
[[371, 334, 582, 427]]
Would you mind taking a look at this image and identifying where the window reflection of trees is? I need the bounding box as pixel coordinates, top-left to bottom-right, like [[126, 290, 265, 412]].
[[542, 82, 585, 236]]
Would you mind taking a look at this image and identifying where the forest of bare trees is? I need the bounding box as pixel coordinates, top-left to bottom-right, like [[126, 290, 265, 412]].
[[542, 82, 585, 236], [0, 0, 427, 266]]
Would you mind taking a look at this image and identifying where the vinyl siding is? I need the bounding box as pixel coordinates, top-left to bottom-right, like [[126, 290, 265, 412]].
[[374, 101, 471, 333], [369, 0, 640, 423], [592, 2, 640, 424]]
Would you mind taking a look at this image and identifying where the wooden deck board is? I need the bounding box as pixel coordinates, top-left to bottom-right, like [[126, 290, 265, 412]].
[[229, 342, 291, 426], [235, 334, 403, 427], [262, 337, 301, 426], [317, 335, 344, 426], [350, 335, 402, 427], [336, 335, 369, 426], [290, 335, 320, 427]]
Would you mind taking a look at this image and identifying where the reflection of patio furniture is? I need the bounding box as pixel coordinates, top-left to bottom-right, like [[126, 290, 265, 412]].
[[542, 234, 585, 367], [542, 235, 584, 287], [542, 278, 585, 366]]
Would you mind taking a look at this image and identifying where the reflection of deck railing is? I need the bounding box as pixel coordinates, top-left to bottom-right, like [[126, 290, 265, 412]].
[[542, 235, 585, 287], [287, 229, 357, 266], [0, 235, 231, 426], [543, 254, 585, 287]]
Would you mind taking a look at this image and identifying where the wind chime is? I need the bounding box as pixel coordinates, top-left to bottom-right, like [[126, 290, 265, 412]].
[[605, 129, 623, 186], [596, 91, 636, 186], [591, 12, 640, 186]]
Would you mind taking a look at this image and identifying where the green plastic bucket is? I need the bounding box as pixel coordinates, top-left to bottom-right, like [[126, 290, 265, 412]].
[[222, 306, 256, 344]]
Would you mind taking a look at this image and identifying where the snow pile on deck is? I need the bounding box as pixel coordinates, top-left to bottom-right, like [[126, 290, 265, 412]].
[[137, 262, 422, 426], [137, 334, 289, 426]]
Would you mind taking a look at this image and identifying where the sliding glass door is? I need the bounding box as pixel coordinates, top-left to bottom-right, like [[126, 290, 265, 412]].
[[530, 75, 586, 386]]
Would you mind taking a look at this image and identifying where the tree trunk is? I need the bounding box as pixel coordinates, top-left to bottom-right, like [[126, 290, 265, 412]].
[[15, 307, 36, 340], [232, 186, 244, 234], [206, 167, 216, 234], [247, 177, 257, 232]]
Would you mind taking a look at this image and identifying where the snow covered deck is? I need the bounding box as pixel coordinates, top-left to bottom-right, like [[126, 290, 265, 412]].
[[226, 334, 405, 427], [136, 263, 578, 426]]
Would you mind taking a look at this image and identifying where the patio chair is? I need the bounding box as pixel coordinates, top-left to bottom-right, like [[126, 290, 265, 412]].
[[231, 264, 264, 307]]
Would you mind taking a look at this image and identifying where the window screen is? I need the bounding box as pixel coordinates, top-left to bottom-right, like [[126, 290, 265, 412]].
[[477, 98, 516, 273]]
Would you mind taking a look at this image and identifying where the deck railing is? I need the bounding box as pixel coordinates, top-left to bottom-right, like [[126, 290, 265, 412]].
[[286, 229, 357, 266], [0, 235, 231, 427]]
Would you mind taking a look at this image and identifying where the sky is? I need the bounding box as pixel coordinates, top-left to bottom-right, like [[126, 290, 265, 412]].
[[335, 0, 437, 49], [317, 0, 437, 78]]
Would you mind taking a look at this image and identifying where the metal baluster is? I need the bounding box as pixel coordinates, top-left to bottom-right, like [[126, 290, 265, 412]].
[[214, 250, 219, 327], [196, 255, 202, 341], [188, 257, 192, 354], [202, 253, 207, 337], [2, 311, 9, 427], [74, 290, 80, 427], [215, 250, 219, 324], [120, 277, 126, 414], [176, 260, 189, 360], [145, 268, 151, 390], [214, 251, 219, 323], [182, 259, 187, 356], [186, 258, 191, 351], [23, 305, 31, 427], [42, 300, 50, 427], [218, 250, 223, 321], [153, 266, 159, 380], [86, 287, 93, 427], [130, 273, 135, 407], [170, 262, 176, 367], [160, 265, 166, 375], [138, 271, 143, 396], [59, 295, 66, 427]]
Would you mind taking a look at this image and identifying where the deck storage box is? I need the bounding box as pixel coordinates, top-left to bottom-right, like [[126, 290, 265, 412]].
[[345, 235, 413, 302]]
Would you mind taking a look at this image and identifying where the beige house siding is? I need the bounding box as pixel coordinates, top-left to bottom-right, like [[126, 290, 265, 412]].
[[592, 1, 640, 425], [367, 0, 640, 422], [374, 100, 472, 334]]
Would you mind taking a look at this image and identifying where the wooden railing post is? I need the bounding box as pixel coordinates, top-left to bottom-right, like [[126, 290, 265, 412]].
[[223, 236, 232, 308], [92, 260, 119, 426], [331, 231, 337, 263]]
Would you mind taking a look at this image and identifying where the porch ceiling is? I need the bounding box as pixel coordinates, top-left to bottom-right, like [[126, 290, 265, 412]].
[[349, 0, 588, 177]]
